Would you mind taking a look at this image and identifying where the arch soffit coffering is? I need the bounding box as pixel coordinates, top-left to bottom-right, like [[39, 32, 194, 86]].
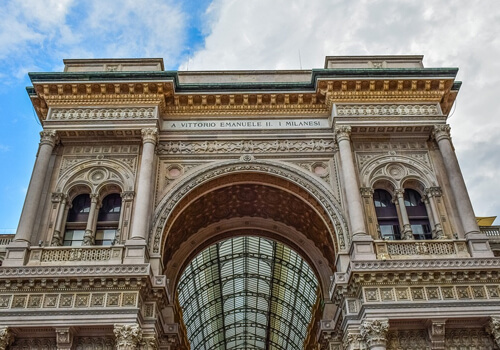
[[149, 158, 349, 258], [56, 159, 135, 199], [360, 154, 436, 190]]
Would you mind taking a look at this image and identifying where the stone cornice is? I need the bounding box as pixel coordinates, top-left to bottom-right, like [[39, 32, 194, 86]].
[[27, 69, 459, 122]]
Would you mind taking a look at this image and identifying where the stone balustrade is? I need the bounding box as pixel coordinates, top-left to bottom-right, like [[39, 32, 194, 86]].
[[374, 240, 470, 259], [27, 246, 124, 265], [480, 225, 500, 237]]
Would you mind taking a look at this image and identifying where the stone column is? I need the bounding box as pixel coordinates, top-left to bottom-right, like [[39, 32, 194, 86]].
[[15, 130, 58, 243], [394, 189, 413, 240], [0, 327, 13, 350], [432, 125, 479, 236], [360, 318, 389, 350], [51, 194, 68, 246], [55, 327, 74, 350], [82, 194, 99, 246], [114, 324, 142, 350], [425, 187, 444, 239], [335, 126, 367, 236], [130, 128, 158, 240]]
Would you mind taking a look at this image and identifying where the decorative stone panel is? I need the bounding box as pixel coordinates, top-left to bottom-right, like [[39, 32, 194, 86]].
[[48, 107, 157, 121]]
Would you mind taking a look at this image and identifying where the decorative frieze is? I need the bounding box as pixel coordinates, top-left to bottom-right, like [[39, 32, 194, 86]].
[[0, 327, 13, 350], [156, 138, 336, 155], [362, 285, 499, 302], [0, 264, 149, 277], [487, 316, 500, 347], [48, 107, 157, 121], [74, 337, 115, 350], [445, 328, 496, 349], [387, 329, 428, 350], [10, 338, 56, 350], [0, 292, 138, 310], [336, 103, 441, 117]]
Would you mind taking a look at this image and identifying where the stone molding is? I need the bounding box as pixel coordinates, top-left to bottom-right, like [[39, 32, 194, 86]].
[[336, 103, 441, 116], [48, 107, 157, 121], [150, 159, 348, 254], [351, 258, 500, 270], [39, 130, 58, 147], [114, 323, 142, 349], [360, 318, 389, 348], [156, 138, 336, 155], [0, 264, 149, 277]]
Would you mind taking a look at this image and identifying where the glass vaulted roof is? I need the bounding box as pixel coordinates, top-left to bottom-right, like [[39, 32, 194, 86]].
[[177, 236, 319, 350]]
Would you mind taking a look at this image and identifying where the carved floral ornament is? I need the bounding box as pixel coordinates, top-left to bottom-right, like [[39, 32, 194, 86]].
[[360, 318, 389, 347], [113, 323, 142, 348], [149, 158, 349, 254], [55, 158, 135, 195], [48, 106, 157, 121], [39, 129, 59, 147], [359, 154, 436, 190]]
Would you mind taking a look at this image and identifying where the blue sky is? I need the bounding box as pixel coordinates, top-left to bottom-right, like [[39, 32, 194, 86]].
[[1, 0, 500, 230]]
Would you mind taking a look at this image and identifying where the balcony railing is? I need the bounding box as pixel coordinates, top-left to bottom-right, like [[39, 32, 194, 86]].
[[0, 234, 14, 246], [374, 239, 470, 259], [480, 225, 500, 237], [28, 245, 124, 265]]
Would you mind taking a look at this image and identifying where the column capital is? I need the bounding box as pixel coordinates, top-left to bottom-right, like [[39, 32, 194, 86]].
[[432, 124, 451, 142], [121, 191, 135, 201], [114, 323, 142, 350], [394, 188, 405, 198], [487, 316, 500, 347], [39, 129, 59, 147], [360, 318, 389, 349], [0, 327, 13, 350], [334, 125, 352, 142], [141, 127, 159, 145], [425, 186, 442, 198], [51, 192, 67, 203], [360, 187, 374, 198]]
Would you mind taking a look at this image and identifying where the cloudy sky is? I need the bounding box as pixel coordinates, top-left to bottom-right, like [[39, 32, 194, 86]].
[[0, 0, 499, 231]]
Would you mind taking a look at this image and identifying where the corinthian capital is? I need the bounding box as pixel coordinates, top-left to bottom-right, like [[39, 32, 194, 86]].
[[141, 127, 158, 145], [39, 130, 58, 147], [360, 318, 389, 349], [0, 327, 13, 350], [432, 124, 451, 142], [334, 125, 352, 142], [487, 316, 500, 347], [114, 324, 142, 350]]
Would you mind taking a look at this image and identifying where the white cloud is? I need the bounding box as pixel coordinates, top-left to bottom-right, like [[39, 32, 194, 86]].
[[184, 0, 500, 219]]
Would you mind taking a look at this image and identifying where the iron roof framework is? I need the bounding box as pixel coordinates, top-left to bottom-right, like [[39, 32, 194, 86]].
[[177, 236, 319, 350]]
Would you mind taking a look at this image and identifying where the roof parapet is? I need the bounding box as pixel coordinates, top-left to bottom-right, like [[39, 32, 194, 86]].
[[63, 58, 164, 72], [324, 55, 424, 69]]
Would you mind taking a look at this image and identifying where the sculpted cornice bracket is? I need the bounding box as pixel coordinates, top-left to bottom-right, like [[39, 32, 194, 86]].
[[55, 327, 74, 350]]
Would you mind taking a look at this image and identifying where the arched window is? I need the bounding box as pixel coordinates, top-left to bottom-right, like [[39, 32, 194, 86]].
[[404, 189, 431, 240], [95, 193, 122, 245], [373, 189, 400, 240], [63, 194, 90, 246]]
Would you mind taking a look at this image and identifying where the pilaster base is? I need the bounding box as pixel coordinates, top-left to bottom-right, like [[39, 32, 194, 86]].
[[123, 240, 150, 264], [350, 234, 376, 261], [466, 233, 494, 257], [2, 241, 30, 267]]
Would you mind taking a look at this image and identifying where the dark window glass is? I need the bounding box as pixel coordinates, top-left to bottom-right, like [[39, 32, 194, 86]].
[[67, 194, 91, 222], [96, 193, 122, 246], [404, 189, 432, 240], [373, 189, 400, 240]]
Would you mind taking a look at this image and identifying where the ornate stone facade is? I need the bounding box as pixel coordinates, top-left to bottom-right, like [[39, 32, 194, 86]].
[[0, 55, 499, 349]]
